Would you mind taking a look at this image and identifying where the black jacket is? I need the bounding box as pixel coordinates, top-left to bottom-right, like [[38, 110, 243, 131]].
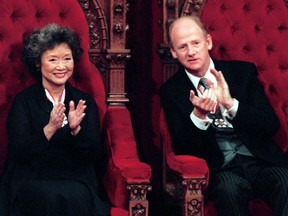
[[1, 83, 110, 215], [159, 60, 288, 171]]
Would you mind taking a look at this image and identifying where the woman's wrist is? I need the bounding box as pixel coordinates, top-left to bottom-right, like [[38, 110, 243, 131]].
[[71, 126, 81, 136]]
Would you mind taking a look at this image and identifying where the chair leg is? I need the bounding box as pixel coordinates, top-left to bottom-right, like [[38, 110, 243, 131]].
[[182, 177, 206, 216], [127, 184, 152, 216]]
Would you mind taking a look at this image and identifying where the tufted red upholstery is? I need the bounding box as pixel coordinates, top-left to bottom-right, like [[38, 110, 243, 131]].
[[197, 0, 288, 215], [104, 106, 152, 208], [201, 0, 288, 153], [0, 0, 152, 215]]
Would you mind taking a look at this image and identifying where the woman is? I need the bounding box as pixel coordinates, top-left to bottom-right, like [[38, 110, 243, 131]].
[[1, 24, 110, 216]]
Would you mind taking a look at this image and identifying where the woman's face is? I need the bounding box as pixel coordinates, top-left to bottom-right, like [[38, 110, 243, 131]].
[[41, 43, 74, 90]]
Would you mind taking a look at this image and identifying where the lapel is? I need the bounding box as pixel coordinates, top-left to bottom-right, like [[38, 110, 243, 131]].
[[36, 82, 81, 113], [64, 83, 81, 109], [26, 84, 53, 130], [35, 84, 53, 114], [213, 59, 229, 82], [173, 67, 197, 116], [213, 59, 241, 97]]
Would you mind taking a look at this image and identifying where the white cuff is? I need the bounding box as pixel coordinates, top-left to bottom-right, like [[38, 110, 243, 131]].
[[190, 111, 212, 130]]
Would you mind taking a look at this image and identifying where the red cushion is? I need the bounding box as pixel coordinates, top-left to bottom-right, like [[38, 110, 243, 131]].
[[160, 109, 209, 181], [115, 159, 152, 182], [167, 154, 209, 179], [104, 106, 152, 209], [111, 207, 128, 216]]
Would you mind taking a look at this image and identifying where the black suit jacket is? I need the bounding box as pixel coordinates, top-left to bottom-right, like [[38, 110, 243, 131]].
[[159, 59, 288, 170]]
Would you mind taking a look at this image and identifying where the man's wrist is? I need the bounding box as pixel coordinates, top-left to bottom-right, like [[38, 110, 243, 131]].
[[223, 98, 234, 110], [191, 111, 212, 130], [193, 109, 209, 120]]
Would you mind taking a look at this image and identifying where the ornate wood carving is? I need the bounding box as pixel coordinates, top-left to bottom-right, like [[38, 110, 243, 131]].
[[106, 49, 130, 104], [127, 184, 152, 216], [78, 0, 131, 104], [78, 0, 110, 92], [182, 178, 206, 216], [110, 0, 128, 49], [78, 0, 108, 50], [164, 169, 206, 216], [162, 0, 179, 45], [107, 0, 130, 104], [156, 43, 179, 82], [180, 0, 206, 16], [77, 1, 151, 215]]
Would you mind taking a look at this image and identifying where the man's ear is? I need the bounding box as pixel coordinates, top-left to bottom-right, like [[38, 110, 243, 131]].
[[207, 34, 213, 51], [170, 48, 177, 59]]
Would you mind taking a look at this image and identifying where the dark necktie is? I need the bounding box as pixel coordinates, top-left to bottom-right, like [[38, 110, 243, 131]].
[[198, 77, 235, 136]]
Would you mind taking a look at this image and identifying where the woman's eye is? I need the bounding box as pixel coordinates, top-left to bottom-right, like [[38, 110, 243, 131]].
[[49, 59, 57, 62]]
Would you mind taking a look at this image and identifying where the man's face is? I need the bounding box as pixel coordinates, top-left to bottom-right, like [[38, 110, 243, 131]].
[[170, 19, 212, 77]]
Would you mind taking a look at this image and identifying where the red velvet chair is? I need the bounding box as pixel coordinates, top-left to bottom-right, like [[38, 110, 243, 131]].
[[159, 0, 288, 215], [0, 0, 152, 215]]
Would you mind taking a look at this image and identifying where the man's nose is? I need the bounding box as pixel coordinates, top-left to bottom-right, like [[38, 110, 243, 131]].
[[187, 45, 196, 55]]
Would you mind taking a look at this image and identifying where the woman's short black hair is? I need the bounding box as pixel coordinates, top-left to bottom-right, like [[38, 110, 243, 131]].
[[23, 23, 83, 81]]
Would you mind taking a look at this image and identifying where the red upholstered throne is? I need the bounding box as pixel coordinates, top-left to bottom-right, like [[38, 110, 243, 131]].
[[158, 0, 288, 215], [0, 0, 152, 215]]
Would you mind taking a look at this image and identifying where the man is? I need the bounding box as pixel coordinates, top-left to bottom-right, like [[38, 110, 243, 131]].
[[159, 15, 288, 216]]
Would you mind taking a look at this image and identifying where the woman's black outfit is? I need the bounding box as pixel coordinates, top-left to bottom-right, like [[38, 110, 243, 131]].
[[1, 83, 110, 216]]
